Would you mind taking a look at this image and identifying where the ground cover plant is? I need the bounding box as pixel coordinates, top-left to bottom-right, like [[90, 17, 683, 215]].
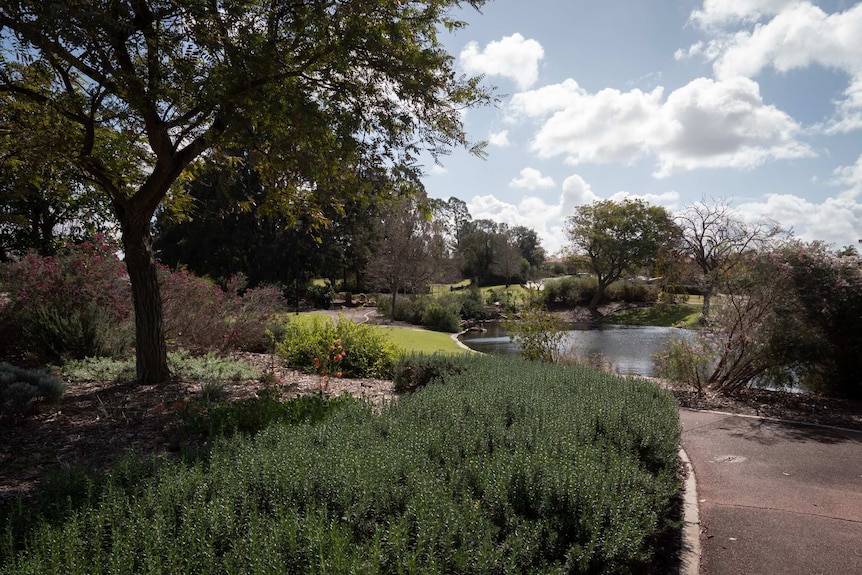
[[1, 356, 681, 574]]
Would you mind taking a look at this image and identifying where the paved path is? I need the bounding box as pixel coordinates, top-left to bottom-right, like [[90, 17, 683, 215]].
[[680, 409, 862, 575]]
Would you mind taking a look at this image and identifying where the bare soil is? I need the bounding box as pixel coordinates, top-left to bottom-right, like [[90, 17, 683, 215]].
[[0, 352, 393, 506]]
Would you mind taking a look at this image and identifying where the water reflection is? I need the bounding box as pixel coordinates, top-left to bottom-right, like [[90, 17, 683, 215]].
[[459, 322, 691, 377]]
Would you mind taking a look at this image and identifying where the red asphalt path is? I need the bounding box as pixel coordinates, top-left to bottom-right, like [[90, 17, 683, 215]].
[[680, 408, 862, 575]]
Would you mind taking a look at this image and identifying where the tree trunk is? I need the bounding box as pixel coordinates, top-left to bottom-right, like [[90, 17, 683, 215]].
[[121, 213, 171, 384], [702, 286, 713, 318]]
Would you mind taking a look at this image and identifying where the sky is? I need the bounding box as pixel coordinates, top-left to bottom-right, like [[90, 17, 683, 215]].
[[419, 0, 862, 256]]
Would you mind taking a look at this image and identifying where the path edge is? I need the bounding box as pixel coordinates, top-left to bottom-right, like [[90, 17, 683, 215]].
[[679, 447, 701, 575]]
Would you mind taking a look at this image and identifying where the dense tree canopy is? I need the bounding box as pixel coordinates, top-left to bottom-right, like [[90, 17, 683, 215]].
[[566, 199, 680, 312], [0, 0, 492, 382]]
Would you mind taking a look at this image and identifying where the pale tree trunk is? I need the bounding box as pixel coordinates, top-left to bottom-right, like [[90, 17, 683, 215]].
[[120, 211, 170, 384]]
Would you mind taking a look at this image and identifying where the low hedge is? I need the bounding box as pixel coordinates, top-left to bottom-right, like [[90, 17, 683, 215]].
[[2, 357, 680, 574]]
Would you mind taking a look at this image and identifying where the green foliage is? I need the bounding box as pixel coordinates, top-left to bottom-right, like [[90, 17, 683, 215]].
[[184, 390, 356, 439], [60, 352, 260, 383], [566, 199, 681, 310], [652, 336, 716, 393], [392, 353, 473, 393], [305, 283, 334, 309], [1, 356, 680, 574], [378, 292, 477, 332], [503, 307, 568, 362], [608, 304, 701, 328], [604, 281, 659, 304], [542, 275, 598, 307], [0, 236, 133, 362], [274, 316, 399, 379], [419, 301, 461, 333], [0, 362, 65, 416]]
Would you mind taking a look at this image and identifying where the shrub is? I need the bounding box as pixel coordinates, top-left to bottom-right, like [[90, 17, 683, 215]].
[[0, 362, 65, 417], [184, 390, 356, 438], [305, 282, 334, 309], [652, 335, 716, 394], [392, 353, 472, 393], [0, 235, 133, 361], [605, 280, 659, 304], [61, 351, 260, 383], [1, 357, 681, 574], [542, 275, 597, 307], [160, 269, 286, 353], [503, 306, 568, 362], [419, 301, 461, 332], [274, 316, 399, 379]]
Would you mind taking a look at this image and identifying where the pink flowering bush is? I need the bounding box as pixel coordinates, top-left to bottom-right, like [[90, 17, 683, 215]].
[[0, 235, 133, 361], [159, 269, 286, 354]]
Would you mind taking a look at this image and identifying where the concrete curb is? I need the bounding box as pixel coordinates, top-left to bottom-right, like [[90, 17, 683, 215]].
[[679, 447, 701, 575]]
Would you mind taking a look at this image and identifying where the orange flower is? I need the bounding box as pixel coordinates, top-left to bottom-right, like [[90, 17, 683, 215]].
[[336, 372, 342, 378], [314, 357, 321, 367]]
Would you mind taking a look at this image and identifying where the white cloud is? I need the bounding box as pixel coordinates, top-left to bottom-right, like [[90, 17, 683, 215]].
[[831, 153, 862, 200], [686, 1, 862, 134], [488, 130, 511, 147], [690, 0, 797, 27], [459, 33, 545, 90], [466, 178, 682, 257], [655, 76, 813, 176], [712, 3, 862, 80], [509, 167, 555, 190], [428, 164, 448, 176], [508, 76, 812, 177], [561, 175, 598, 212], [737, 194, 862, 248]]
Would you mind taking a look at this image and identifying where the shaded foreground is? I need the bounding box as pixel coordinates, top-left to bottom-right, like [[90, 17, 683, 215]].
[[2, 356, 681, 574]]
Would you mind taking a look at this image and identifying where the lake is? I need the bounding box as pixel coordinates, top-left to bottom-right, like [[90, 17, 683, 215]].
[[459, 322, 691, 377]]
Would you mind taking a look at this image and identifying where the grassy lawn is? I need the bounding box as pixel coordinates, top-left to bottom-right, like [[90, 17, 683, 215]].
[[374, 325, 470, 355], [287, 311, 468, 355], [605, 302, 702, 327]]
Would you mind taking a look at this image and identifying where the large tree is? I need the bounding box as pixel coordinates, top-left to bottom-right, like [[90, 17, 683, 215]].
[[565, 198, 680, 312], [366, 193, 445, 319], [677, 198, 780, 318], [0, 0, 491, 383], [0, 64, 114, 260]]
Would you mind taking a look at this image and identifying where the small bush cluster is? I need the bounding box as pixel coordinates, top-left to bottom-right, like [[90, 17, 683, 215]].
[[184, 388, 356, 439], [503, 306, 568, 362], [1, 357, 681, 574], [0, 239, 287, 362], [392, 352, 472, 393], [543, 276, 658, 307], [377, 288, 492, 332], [0, 363, 66, 417], [60, 351, 260, 383], [160, 270, 286, 353], [0, 235, 133, 362], [274, 316, 399, 379]]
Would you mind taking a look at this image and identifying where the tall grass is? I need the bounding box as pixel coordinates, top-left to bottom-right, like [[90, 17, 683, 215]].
[[2, 356, 680, 574]]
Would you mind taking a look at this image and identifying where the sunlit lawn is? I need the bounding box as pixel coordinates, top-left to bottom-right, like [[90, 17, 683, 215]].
[[606, 301, 702, 327], [285, 311, 469, 355]]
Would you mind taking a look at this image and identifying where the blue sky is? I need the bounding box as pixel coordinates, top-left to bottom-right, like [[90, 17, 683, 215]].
[[420, 0, 862, 255]]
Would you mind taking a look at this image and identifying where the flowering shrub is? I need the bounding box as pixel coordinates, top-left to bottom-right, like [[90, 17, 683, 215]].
[[313, 339, 345, 381], [275, 315, 399, 379], [159, 269, 286, 354], [0, 235, 133, 361]]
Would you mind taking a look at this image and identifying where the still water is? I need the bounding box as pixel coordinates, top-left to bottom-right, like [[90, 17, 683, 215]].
[[459, 323, 690, 377]]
